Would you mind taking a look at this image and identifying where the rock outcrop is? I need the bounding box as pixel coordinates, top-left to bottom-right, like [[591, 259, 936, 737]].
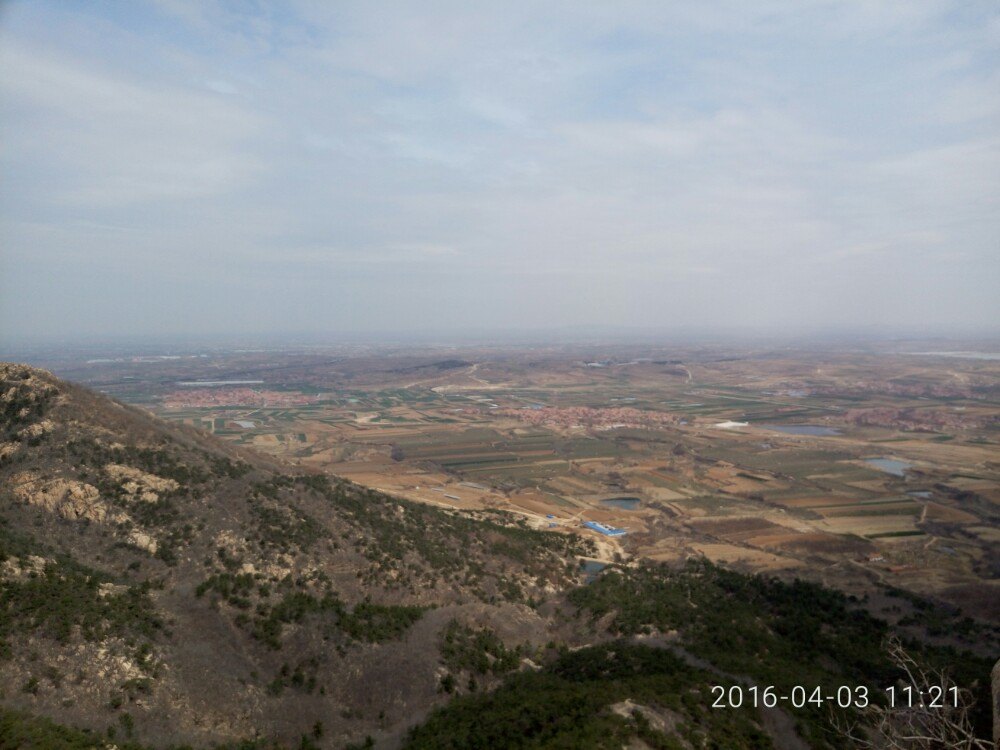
[[104, 463, 179, 503], [10, 472, 118, 523]]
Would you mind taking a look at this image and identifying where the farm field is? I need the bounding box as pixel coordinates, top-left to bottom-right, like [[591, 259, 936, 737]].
[[47, 341, 1000, 621]]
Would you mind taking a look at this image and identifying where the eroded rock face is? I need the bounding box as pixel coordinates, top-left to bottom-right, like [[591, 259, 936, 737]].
[[214, 529, 249, 558], [104, 463, 179, 503], [1, 365, 60, 421], [0, 554, 48, 581], [128, 529, 158, 555], [213, 531, 293, 580], [0, 441, 19, 462], [17, 419, 54, 441], [98, 582, 129, 598], [610, 699, 683, 736], [10, 472, 117, 523], [77, 639, 149, 687]]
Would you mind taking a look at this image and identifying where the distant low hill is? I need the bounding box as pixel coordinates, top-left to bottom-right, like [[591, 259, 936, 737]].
[[0, 363, 994, 749]]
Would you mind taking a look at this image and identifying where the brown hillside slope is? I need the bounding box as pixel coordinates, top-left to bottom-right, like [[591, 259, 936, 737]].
[[0, 363, 594, 747]]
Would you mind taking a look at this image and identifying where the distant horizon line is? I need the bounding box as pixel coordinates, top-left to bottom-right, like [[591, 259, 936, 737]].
[[2, 324, 999, 355]]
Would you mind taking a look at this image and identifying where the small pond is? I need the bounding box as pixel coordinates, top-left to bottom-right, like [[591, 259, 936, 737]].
[[581, 560, 607, 583], [601, 497, 641, 510], [866, 458, 912, 477]]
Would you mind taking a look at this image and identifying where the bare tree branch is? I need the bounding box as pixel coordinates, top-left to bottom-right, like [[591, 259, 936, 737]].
[[831, 636, 990, 750]]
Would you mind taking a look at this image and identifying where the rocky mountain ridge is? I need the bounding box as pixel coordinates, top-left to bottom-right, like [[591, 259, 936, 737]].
[[0, 363, 594, 747]]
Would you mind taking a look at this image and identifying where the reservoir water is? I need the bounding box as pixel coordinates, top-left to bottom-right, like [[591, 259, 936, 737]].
[[763, 424, 841, 436]]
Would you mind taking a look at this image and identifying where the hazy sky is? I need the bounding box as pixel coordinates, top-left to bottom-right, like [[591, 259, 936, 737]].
[[1, 1, 998, 342]]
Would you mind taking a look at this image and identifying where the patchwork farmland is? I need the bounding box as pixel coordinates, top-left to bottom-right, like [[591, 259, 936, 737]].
[[50, 342, 997, 622]]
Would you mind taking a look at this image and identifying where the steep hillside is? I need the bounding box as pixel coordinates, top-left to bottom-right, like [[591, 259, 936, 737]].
[[1, 363, 994, 749], [0, 363, 594, 747]]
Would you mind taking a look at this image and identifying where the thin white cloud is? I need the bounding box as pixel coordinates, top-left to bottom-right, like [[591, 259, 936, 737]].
[[1, 0, 997, 339], [0, 40, 264, 207]]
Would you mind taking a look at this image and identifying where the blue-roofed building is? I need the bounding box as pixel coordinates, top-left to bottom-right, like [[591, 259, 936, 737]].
[[582, 521, 627, 537]]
